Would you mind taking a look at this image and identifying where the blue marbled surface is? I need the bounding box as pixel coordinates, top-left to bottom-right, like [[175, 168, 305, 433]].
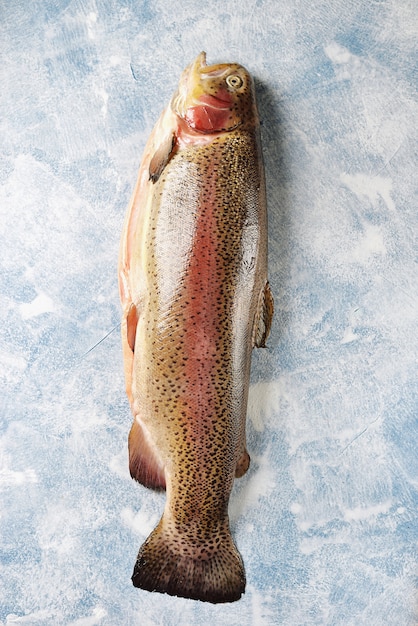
[[1, 1, 417, 624]]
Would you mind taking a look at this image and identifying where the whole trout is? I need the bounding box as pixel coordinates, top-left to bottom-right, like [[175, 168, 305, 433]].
[[118, 52, 273, 604]]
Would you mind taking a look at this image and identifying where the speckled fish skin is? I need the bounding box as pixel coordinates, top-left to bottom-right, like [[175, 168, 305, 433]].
[[118, 52, 273, 604]]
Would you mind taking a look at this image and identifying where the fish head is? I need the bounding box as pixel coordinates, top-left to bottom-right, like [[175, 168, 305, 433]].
[[171, 52, 257, 133]]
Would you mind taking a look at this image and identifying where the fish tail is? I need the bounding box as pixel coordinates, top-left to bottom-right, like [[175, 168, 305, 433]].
[[131, 517, 246, 603]]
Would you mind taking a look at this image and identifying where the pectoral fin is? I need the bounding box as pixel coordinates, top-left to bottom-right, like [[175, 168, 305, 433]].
[[149, 132, 176, 183], [126, 303, 138, 352], [252, 281, 274, 348]]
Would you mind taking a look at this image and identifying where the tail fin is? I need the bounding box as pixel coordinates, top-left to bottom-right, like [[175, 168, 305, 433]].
[[131, 517, 246, 603]]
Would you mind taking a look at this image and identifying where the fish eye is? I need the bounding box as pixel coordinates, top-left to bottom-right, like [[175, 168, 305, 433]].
[[226, 74, 243, 89]]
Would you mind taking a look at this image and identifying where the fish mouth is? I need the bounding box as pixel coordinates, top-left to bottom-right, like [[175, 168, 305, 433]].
[[198, 93, 233, 108], [179, 52, 234, 109]]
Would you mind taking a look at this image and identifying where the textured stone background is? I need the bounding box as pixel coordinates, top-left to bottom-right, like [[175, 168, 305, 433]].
[[1, 1, 417, 624]]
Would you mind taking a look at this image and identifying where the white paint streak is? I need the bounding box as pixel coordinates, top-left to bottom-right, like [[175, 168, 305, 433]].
[[341, 173, 396, 212], [37, 504, 82, 555], [325, 41, 352, 65], [19, 292, 55, 320], [230, 449, 276, 521], [344, 501, 392, 522], [0, 466, 38, 487], [324, 41, 361, 80], [108, 449, 130, 480], [94, 86, 109, 118], [86, 12, 98, 40], [248, 380, 290, 432], [4, 611, 56, 624], [290, 502, 302, 515], [69, 607, 107, 626], [247, 585, 275, 626], [109, 55, 121, 67], [341, 326, 358, 344], [352, 223, 386, 262], [341, 308, 361, 344], [0, 352, 27, 370], [121, 506, 160, 538]]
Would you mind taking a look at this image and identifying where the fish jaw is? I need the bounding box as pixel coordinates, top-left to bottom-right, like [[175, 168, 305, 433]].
[[171, 51, 257, 132]]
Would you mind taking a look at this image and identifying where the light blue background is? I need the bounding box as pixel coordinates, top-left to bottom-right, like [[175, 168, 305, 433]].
[[1, 1, 417, 624]]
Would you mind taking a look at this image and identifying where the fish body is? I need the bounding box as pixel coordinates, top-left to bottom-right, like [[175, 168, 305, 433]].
[[118, 52, 273, 604]]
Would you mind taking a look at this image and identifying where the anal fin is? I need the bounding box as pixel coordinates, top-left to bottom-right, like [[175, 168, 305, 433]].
[[129, 419, 166, 491], [253, 281, 274, 348]]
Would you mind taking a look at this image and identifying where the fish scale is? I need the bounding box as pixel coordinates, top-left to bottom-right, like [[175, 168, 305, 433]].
[[118, 52, 273, 603]]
